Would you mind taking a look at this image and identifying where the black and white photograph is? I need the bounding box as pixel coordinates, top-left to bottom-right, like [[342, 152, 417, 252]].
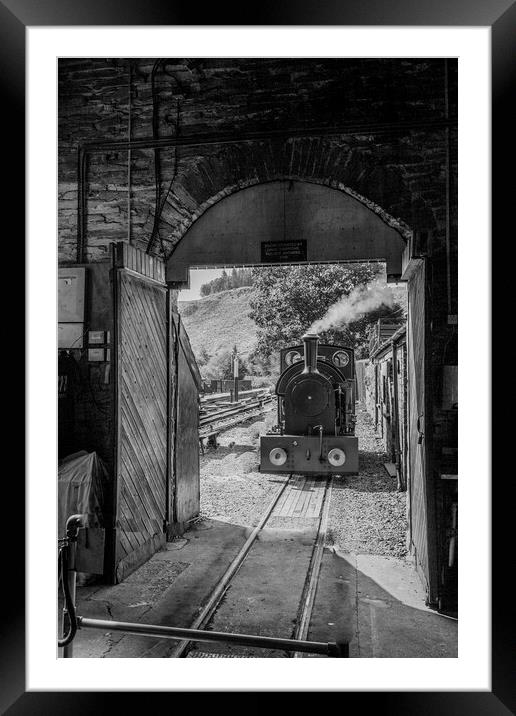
[[10, 13, 503, 707], [56, 55, 459, 659]]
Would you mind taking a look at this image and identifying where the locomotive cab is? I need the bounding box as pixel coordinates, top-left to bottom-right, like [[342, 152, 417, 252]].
[[260, 333, 359, 475]]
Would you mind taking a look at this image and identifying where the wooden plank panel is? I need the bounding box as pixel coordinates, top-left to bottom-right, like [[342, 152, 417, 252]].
[[302, 479, 320, 518], [120, 388, 167, 489], [285, 478, 306, 516], [114, 268, 169, 581], [292, 478, 313, 516], [120, 452, 157, 533], [123, 278, 167, 358], [120, 390, 166, 510], [116, 528, 132, 561], [272, 483, 292, 514], [174, 334, 200, 524], [119, 499, 147, 549], [119, 380, 166, 488], [119, 451, 160, 532], [407, 260, 431, 596], [119, 335, 167, 425], [305, 484, 325, 518], [118, 493, 143, 550], [120, 326, 167, 410], [119, 473, 152, 537]]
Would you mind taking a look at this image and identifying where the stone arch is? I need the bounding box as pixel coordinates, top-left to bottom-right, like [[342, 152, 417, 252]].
[[141, 129, 442, 266], [165, 178, 410, 286]]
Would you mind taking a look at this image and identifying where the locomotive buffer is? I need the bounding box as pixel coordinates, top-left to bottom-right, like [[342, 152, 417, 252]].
[[260, 333, 359, 475]]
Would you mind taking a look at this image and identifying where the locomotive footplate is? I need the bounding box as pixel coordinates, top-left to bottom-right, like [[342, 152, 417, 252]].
[[260, 434, 358, 474]]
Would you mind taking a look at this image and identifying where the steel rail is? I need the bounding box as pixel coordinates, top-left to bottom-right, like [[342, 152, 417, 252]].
[[77, 616, 341, 656], [61, 473, 349, 658], [199, 400, 261, 422], [201, 388, 268, 405], [199, 397, 272, 427], [202, 391, 271, 406], [199, 409, 272, 446], [142, 475, 291, 658], [292, 476, 334, 658]]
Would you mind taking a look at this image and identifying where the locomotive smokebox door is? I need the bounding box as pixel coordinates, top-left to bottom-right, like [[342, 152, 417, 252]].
[[285, 373, 335, 434]]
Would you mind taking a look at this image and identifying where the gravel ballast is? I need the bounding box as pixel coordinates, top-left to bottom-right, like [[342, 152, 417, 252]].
[[326, 408, 408, 558], [199, 403, 408, 558], [199, 406, 286, 527]]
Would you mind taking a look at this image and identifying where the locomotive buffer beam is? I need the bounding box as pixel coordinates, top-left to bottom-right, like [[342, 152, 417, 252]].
[[261, 434, 358, 474]]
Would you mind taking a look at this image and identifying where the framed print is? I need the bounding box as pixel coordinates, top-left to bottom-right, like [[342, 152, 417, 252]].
[[5, 0, 509, 711]]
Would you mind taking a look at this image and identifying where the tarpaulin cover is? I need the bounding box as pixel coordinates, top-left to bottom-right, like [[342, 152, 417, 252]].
[[58, 451, 108, 538]]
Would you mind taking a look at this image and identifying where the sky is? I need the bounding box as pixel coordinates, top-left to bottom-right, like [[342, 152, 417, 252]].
[[177, 268, 225, 301]]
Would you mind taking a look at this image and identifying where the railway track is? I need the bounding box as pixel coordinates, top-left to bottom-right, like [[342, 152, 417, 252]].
[[199, 393, 274, 442], [156, 473, 334, 658]]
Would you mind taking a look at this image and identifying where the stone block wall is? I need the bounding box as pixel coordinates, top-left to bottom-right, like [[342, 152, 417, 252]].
[[58, 58, 457, 270]]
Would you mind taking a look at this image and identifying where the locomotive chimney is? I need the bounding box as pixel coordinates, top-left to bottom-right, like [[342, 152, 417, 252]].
[[301, 333, 319, 374]]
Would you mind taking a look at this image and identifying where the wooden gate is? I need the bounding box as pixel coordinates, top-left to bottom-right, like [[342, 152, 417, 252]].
[[407, 259, 438, 604], [172, 312, 201, 528], [112, 246, 169, 582]]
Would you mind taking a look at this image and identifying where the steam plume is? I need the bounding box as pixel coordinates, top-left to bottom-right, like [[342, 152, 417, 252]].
[[309, 280, 395, 333]]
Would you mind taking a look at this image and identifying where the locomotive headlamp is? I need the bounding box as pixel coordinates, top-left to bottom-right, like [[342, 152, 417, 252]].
[[269, 447, 288, 466], [327, 448, 346, 466], [285, 350, 302, 367], [332, 351, 349, 367]]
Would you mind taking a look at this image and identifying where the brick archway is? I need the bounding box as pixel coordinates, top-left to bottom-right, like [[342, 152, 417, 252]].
[[165, 178, 410, 286]]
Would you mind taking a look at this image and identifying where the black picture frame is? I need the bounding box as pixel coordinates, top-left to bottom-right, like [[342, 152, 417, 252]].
[[7, 1, 508, 712]]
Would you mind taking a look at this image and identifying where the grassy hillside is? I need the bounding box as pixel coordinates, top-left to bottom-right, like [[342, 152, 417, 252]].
[[177, 279, 407, 375], [178, 286, 258, 363]]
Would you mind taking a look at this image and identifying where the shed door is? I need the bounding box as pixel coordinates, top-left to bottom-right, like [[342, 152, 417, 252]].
[[407, 259, 437, 603], [173, 316, 200, 526], [114, 269, 168, 581]]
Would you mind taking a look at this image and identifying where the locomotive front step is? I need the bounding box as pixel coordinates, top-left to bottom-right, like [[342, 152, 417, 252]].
[[260, 434, 358, 474]]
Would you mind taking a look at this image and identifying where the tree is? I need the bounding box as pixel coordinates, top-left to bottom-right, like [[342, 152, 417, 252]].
[[248, 264, 404, 367], [197, 346, 211, 367], [202, 348, 249, 381], [199, 267, 254, 296]]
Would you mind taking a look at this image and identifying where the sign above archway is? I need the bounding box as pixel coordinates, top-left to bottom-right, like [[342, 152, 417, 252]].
[[166, 180, 407, 286]]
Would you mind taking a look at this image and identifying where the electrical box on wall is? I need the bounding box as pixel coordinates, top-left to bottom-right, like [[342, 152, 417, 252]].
[[58, 323, 84, 349], [88, 330, 110, 345], [87, 330, 110, 362], [442, 365, 458, 410], [59, 267, 86, 348], [88, 348, 106, 362], [58, 268, 86, 323]]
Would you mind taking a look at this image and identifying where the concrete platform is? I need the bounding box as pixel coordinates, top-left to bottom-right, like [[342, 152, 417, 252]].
[[307, 549, 458, 658]]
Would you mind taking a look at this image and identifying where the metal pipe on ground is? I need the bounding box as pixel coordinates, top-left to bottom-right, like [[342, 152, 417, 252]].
[[77, 617, 344, 656]]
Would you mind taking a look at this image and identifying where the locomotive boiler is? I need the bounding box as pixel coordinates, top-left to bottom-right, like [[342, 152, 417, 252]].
[[260, 333, 359, 474]]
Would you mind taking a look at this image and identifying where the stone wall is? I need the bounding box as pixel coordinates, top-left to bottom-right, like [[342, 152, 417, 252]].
[[58, 58, 457, 269]]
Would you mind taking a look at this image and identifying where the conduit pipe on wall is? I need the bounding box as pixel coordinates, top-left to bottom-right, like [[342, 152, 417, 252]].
[[444, 59, 453, 317]]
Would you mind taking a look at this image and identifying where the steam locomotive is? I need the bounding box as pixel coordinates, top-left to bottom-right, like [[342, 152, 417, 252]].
[[260, 333, 358, 474]]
